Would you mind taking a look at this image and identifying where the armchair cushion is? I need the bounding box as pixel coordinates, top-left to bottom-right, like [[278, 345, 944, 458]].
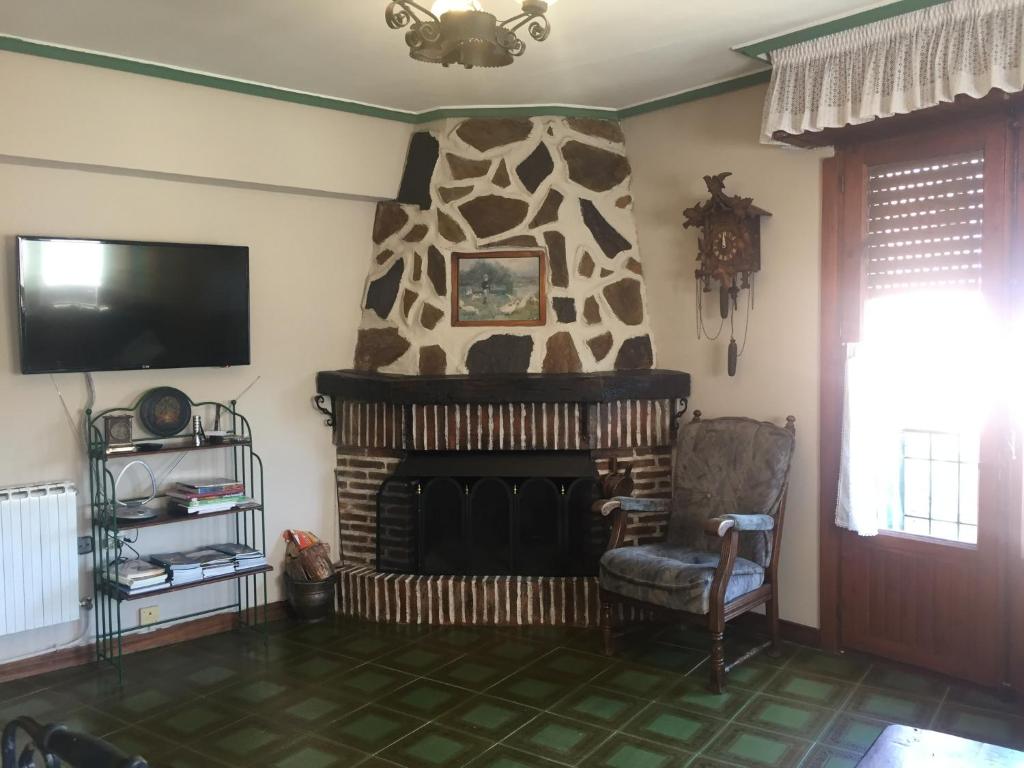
[[599, 543, 765, 615]]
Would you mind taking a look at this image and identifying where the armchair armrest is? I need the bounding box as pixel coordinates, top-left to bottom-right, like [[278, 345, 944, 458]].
[[591, 497, 671, 551], [705, 513, 775, 537], [592, 497, 671, 517]]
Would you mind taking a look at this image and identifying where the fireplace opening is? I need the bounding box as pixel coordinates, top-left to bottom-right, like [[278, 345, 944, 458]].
[[377, 451, 605, 577]]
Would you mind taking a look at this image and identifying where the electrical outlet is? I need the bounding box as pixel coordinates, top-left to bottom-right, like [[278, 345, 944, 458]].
[[139, 606, 159, 626], [78, 536, 93, 555]]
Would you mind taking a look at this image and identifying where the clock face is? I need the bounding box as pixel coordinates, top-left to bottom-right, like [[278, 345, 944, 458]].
[[709, 220, 742, 264]]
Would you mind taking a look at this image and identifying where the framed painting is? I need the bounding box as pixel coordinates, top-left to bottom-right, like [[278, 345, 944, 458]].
[[451, 250, 547, 327]]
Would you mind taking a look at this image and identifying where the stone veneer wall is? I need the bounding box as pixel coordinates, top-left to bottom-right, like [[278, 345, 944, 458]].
[[353, 117, 657, 375]]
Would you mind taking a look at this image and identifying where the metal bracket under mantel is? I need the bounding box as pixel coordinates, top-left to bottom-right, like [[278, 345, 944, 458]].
[[312, 394, 335, 428]]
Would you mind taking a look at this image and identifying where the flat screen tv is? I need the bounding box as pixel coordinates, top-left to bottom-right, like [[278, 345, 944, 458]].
[[17, 236, 250, 374]]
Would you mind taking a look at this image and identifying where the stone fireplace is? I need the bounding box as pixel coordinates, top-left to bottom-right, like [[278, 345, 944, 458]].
[[354, 116, 655, 377], [316, 115, 690, 626]]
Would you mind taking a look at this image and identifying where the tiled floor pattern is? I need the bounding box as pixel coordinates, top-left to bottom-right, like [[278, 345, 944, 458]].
[[1, 618, 1021, 767]]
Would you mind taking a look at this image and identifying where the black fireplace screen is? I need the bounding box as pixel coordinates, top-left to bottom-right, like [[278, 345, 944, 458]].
[[377, 451, 606, 577]]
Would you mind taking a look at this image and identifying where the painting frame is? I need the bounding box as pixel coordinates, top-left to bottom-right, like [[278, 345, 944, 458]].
[[450, 250, 547, 328]]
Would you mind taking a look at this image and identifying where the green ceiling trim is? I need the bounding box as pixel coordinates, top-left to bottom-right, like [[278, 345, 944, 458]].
[[0, 33, 767, 125], [618, 70, 772, 119], [734, 0, 951, 60], [0, 35, 421, 123], [411, 104, 619, 123]]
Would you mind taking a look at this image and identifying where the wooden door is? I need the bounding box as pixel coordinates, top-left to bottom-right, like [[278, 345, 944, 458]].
[[824, 117, 1015, 687]]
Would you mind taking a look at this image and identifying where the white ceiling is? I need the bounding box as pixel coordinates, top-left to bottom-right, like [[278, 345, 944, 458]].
[[0, 0, 902, 114]]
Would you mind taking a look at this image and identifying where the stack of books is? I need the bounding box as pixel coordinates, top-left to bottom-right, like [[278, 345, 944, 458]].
[[109, 559, 169, 596], [149, 551, 204, 586], [167, 478, 254, 515], [189, 549, 236, 578], [143, 545, 269, 587], [211, 543, 268, 571]]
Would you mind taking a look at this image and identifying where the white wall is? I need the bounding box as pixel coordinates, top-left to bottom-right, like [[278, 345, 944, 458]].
[[624, 85, 830, 628], [0, 51, 410, 662], [0, 51, 410, 200]]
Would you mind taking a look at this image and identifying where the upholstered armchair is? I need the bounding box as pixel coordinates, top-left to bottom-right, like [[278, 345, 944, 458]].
[[596, 411, 796, 693]]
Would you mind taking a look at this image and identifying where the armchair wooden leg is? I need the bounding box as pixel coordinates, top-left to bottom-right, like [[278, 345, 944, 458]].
[[767, 584, 782, 658], [600, 601, 616, 656], [710, 631, 726, 693]]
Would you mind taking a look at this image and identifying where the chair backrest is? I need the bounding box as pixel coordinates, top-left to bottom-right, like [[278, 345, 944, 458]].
[[666, 414, 796, 568], [2, 717, 149, 768]]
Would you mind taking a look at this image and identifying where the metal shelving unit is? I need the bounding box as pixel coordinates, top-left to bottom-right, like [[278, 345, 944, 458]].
[[86, 396, 270, 682]]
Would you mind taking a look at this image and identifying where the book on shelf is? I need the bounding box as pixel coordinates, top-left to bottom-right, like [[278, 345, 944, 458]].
[[169, 568, 204, 585], [187, 548, 237, 578], [173, 478, 246, 496], [201, 565, 236, 578], [168, 495, 253, 515], [168, 493, 248, 505], [210, 543, 268, 571], [149, 552, 202, 570], [109, 559, 166, 584], [109, 559, 169, 593], [188, 549, 234, 567], [114, 581, 169, 597]]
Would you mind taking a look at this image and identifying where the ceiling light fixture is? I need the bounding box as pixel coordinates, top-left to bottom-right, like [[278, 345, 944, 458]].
[[385, 0, 555, 69]]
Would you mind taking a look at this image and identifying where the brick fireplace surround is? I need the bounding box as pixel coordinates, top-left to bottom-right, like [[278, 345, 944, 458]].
[[316, 369, 689, 628]]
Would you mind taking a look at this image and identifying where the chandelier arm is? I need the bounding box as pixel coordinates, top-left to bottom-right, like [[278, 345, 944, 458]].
[[516, 15, 550, 43], [500, 11, 548, 35], [498, 12, 532, 28], [497, 10, 549, 56], [385, 0, 439, 29]]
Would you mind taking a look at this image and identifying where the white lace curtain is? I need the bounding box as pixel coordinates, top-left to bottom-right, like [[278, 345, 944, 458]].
[[761, 0, 1024, 142]]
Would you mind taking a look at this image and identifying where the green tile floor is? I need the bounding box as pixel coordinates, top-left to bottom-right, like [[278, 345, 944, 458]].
[[1, 618, 1021, 767]]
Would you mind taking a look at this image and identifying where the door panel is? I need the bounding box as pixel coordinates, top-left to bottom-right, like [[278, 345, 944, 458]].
[[833, 117, 1012, 687], [841, 534, 1000, 684]]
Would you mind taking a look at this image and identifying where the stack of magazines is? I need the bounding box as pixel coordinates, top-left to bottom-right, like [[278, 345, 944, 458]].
[[149, 551, 204, 586], [211, 543, 268, 571], [189, 549, 236, 578], [167, 478, 255, 515], [146, 545, 269, 585], [109, 559, 169, 596]]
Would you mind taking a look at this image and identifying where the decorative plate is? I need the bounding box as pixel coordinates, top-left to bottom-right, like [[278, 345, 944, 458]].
[[138, 387, 192, 438]]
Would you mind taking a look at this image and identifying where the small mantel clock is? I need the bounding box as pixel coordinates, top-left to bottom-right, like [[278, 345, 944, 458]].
[[103, 414, 135, 454], [683, 172, 771, 376]]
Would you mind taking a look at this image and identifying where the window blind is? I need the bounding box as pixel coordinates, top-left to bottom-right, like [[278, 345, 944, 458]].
[[865, 150, 984, 294]]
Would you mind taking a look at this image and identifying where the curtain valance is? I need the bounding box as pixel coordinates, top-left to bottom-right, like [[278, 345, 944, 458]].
[[761, 0, 1024, 142]]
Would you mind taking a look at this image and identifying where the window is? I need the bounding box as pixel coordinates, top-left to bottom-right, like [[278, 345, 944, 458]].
[[841, 147, 995, 543], [900, 429, 979, 543]]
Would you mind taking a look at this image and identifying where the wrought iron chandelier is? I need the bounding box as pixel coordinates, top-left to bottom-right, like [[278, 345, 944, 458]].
[[385, 0, 555, 69]]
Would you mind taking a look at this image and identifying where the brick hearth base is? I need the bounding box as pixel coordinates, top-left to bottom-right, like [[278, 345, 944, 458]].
[[339, 566, 597, 626], [338, 565, 649, 627]]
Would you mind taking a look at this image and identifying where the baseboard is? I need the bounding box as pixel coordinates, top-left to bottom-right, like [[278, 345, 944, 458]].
[[0, 601, 288, 684], [731, 613, 821, 648]]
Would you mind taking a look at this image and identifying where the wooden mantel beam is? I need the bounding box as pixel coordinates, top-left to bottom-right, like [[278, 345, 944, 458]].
[[315, 369, 691, 406]]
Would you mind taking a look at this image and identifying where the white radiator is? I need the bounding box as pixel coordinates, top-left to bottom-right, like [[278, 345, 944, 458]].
[[0, 482, 80, 637]]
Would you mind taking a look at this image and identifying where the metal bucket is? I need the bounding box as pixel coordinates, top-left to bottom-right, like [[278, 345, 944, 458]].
[[284, 573, 337, 623]]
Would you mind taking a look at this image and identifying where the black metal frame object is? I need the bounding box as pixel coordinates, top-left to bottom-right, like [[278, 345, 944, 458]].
[[2, 717, 148, 768]]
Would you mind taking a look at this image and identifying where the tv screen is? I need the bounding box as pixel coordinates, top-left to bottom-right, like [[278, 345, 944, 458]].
[[17, 236, 250, 374]]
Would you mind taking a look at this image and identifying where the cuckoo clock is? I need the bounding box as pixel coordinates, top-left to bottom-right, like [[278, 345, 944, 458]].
[[683, 172, 771, 377]]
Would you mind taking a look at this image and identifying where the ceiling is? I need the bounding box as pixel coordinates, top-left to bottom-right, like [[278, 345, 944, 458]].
[[0, 0, 915, 115]]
